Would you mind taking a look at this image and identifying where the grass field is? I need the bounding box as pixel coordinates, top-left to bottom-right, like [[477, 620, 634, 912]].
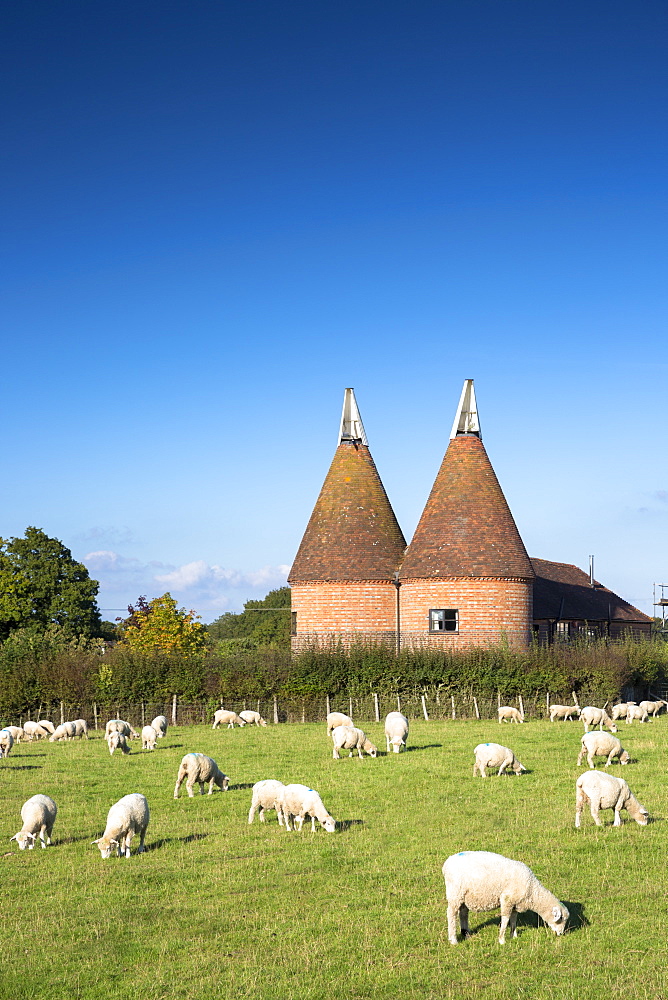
[[1, 716, 667, 999]]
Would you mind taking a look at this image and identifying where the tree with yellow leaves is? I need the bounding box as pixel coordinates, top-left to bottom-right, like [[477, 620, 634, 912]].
[[118, 593, 206, 656]]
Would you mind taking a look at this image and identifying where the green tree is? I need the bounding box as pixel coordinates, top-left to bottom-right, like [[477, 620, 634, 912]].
[[207, 586, 291, 649], [118, 593, 206, 655], [0, 526, 101, 641]]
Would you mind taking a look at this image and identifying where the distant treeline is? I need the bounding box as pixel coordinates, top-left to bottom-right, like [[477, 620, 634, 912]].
[[1, 624, 666, 717]]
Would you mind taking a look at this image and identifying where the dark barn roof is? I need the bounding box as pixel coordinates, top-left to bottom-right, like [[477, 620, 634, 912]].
[[531, 558, 652, 623]]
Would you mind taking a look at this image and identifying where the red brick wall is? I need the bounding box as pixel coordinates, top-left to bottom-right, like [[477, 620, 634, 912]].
[[291, 581, 398, 651]]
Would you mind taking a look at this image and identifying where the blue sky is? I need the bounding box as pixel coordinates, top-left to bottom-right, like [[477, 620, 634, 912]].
[[2, 0, 666, 621]]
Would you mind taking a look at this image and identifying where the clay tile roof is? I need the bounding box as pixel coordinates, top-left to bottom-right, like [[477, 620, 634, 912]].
[[399, 434, 534, 580], [531, 558, 652, 623], [288, 441, 407, 583]]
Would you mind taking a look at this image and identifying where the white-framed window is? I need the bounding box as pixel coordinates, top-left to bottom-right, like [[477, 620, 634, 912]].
[[429, 609, 458, 633]]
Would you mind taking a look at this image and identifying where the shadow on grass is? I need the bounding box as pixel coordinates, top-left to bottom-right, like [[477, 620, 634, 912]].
[[5, 765, 42, 771], [403, 744, 443, 753], [463, 901, 587, 939], [337, 819, 365, 832], [144, 834, 208, 852], [230, 782, 255, 791]]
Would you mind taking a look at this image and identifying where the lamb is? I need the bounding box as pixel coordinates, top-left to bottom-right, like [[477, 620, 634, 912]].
[[151, 715, 168, 738], [0, 728, 15, 758], [92, 793, 150, 858], [3, 725, 24, 743], [277, 783, 336, 833], [141, 725, 157, 750], [625, 705, 648, 724], [239, 710, 268, 726], [443, 850, 569, 944], [473, 743, 526, 777], [577, 731, 630, 769], [331, 724, 378, 759], [580, 707, 617, 733], [638, 699, 667, 718], [549, 704, 580, 722], [50, 722, 77, 741], [326, 712, 353, 734], [10, 794, 58, 849], [212, 710, 246, 729], [575, 771, 649, 827], [105, 719, 138, 739], [248, 779, 286, 825], [107, 730, 130, 755], [173, 753, 230, 797], [384, 711, 409, 753], [498, 706, 524, 724], [23, 721, 50, 740]]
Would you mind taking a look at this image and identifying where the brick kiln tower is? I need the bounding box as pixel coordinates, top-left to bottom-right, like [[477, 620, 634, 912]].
[[288, 389, 406, 651], [398, 380, 534, 649]]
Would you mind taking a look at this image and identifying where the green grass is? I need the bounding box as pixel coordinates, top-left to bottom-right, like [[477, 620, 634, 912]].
[[1, 718, 668, 999]]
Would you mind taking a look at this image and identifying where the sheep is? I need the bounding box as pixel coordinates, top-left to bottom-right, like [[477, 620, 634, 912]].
[[443, 850, 569, 945], [10, 794, 57, 850], [575, 771, 649, 827], [625, 705, 649, 724], [277, 783, 336, 833], [107, 730, 130, 755], [3, 725, 24, 743], [638, 699, 667, 718], [50, 722, 77, 742], [92, 793, 149, 858], [151, 715, 168, 738], [174, 753, 230, 797], [577, 731, 630, 769], [498, 706, 524, 724], [105, 719, 138, 739], [248, 779, 286, 825], [0, 729, 15, 758], [580, 707, 617, 733], [331, 725, 378, 759], [473, 743, 526, 778], [141, 725, 157, 750], [384, 711, 409, 753], [72, 719, 88, 739], [549, 704, 580, 722], [326, 712, 353, 734], [36, 719, 56, 735], [239, 710, 268, 727], [212, 710, 246, 729], [23, 721, 50, 741], [611, 703, 633, 721]]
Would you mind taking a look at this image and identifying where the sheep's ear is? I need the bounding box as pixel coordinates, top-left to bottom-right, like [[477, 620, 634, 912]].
[[9, 834, 17, 842], [552, 906, 562, 921], [91, 839, 100, 845]]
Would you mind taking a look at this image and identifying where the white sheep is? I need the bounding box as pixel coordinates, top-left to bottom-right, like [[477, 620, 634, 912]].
[[611, 703, 633, 721], [277, 783, 336, 833], [248, 779, 286, 825], [36, 719, 56, 735], [0, 729, 15, 758], [72, 719, 88, 739], [473, 743, 526, 777], [239, 710, 268, 726], [10, 794, 58, 849], [107, 730, 130, 755], [3, 725, 24, 743], [173, 753, 230, 797], [105, 719, 138, 739], [577, 732, 630, 769], [625, 705, 648, 724], [23, 721, 50, 740], [443, 850, 569, 944], [331, 725, 377, 759], [638, 699, 667, 718], [580, 707, 617, 733], [151, 716, 168, 738], [384, 712, 409, 753], [326, 711, 353, 734], [575, 771, 649, 827], [212, 710, 246, 729], [92, 793, 150, 858], [50, 722, 77, 742], [141, 725, 157, 750], [498, 706, 524, 724], [549, 705, 580, 722]]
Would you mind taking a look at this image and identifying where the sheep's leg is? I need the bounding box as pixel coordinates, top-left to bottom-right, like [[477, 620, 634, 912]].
[[472, 762, 478, 777], [590, 799, 603, 826], [208, 779, 215, 795], [124, 832, 133, 857], [577, 749, 585, 766], [186, 779, 196, 798], [508, 909, 519, 939], [333, 747, 340, 759], [606, 750, 616, 767], [575, 787, 586, 827], [587, 753, 595, 769], [498, 759, 509, 775], [357, 747, 363, 758], [498, 896, 516, 944], [479, 764, 487, 778], [39, 826, 48, 848], [212, 721, 218, 729], [458, 904, 470, 939], [248, 802, 258, 824], [446, 902, 459, 944], [199, 781, 205, 795]]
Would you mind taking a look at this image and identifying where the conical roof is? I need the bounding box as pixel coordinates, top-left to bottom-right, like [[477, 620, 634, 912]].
[[289, 392, 406, 583], [400, 433, 534, 580]]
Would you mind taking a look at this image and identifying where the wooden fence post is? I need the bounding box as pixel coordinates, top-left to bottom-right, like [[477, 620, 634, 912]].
[[172, 694, 177, 725], [326, 694, 331, 716], [473, 696, 480, 720], [273, 695, 279, 725], [518, 694, 524, 720], [421, 694, 429, 721], [546, 692, 550, 715], [60, 701, 64, 725], [93, 702, 98, 730], [451, 695, 456, 720], [349, 697, 353, 720], [396, 694, 401, 712], [141, 702, 145, 727], [301, 699, 306, 724], [373, 693, 380, 722]]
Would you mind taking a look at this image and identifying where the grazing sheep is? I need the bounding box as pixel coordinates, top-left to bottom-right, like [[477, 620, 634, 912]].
[[23, 721, 50, 741], [384, 712, 409, 753], [239, 710, 267, 727], [248, 779, 286, 825], [3, 725, 24, 743], [498, 706, 524, 724], [638, 699, 667, 718], [331, 725, 378, 759], [105, 719, 138, 739], [443, 850, 569, 944], [92, 793, 149, 858], [326, 712, 353, 734], [0, 729, 15, 758], [36, 719, 56, 735], [549, 705, 580, 722], [577, 732, 630, 769], [611, 703, 633, 721], [625, 705, 649, 724], [151, 716, 168, 738], [141, 725, 158, 750], [10, 794, 57, 850], [212, 710, 246, 729], [107, 731, 130, 755], [72, 719, 88, 739], [580, 707, 617, 733], [473, 743, 526, 778], [173, 753, 229, 797], [50, 722, 78, 742], [575, 771, 649, 827], [277, 784, 336, 833]]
